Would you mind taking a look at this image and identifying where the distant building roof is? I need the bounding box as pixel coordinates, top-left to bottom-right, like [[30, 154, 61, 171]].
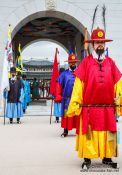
[[23, 59, 53, 67]]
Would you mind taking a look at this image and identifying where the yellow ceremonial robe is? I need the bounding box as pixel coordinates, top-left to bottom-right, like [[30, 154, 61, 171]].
[[67, 77, 122, 159]]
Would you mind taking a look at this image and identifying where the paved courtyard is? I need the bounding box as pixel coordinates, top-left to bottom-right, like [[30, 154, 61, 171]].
[[0, 101, 122, 175]]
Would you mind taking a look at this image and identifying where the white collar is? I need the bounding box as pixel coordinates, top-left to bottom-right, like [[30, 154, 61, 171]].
[[69, 67, 76, 72], [11, 76, 16, 81]]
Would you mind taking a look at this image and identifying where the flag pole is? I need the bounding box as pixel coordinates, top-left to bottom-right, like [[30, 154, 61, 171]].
[[0, 24, 13, 125]]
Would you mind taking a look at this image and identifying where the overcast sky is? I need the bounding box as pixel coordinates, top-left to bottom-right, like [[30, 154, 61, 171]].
[[22, 41, 68, 66]]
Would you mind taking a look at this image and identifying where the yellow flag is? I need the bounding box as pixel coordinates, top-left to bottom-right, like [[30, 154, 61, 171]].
[[16, 43, 23, 73]]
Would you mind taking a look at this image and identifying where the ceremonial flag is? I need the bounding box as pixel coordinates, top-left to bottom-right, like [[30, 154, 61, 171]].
[[1, 52, 10, 93], [1, 25, 12, 92], [50, 48, 59, 96], [16, 43, 23, 73], [0, 25, 11, 107], [5, 24, 13, 70]]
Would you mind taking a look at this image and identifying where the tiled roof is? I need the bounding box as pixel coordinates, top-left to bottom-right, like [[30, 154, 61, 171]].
[[23, 59, 53, 67]]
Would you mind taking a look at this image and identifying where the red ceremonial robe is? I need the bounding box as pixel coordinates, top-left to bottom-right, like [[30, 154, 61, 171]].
[[74, 54, 121, 134]]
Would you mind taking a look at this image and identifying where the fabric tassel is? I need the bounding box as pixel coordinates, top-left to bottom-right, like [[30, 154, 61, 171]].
[[86, 125, 91, 140]]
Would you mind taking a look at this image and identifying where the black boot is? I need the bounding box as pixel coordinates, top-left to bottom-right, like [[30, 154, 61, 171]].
[[61, 129, 68, 137], [17, 118, 20, 124], [23, 109, 25, 113], [82, 158, 91, 169], [9, 118, 13, 124], [102, 158, 118, 169]]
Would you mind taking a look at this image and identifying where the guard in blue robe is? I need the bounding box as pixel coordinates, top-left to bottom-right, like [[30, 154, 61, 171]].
[[57, 69, 76, 116], [22, 75, 31, 113], [6, 67, 24, 124], [26, 81, 31, 105], [55, 54, 79, 136]]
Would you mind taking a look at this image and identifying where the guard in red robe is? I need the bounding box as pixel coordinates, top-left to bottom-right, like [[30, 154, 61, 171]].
[[67, 28, 122, 169]]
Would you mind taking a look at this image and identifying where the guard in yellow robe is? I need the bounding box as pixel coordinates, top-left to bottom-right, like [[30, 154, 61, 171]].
[[67, 28, 122, 169]]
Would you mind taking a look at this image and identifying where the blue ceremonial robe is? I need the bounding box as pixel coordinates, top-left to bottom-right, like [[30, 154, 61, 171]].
[[26, 81, 31, 104], [22, 80, 31, 110], [6, 78, 24, 118], [57, 69, 75, 116], [54, 102, 62, 117]]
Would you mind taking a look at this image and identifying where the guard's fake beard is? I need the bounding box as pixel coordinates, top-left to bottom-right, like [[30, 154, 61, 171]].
[[70, 65, 76, 71], [12, 74, 16, 77], [96, 46, 105, 61]]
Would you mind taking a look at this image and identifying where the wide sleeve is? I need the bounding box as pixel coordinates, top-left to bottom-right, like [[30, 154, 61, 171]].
[[114, 78, 122, 116], [66, 77, 84, 116], [111, 59, 122, 84]]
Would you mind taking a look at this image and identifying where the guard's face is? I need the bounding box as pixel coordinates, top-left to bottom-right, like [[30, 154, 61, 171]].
[[69, 62, 77, 71], [11, 72, 16, 77], [93, 41, 105, 55]]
